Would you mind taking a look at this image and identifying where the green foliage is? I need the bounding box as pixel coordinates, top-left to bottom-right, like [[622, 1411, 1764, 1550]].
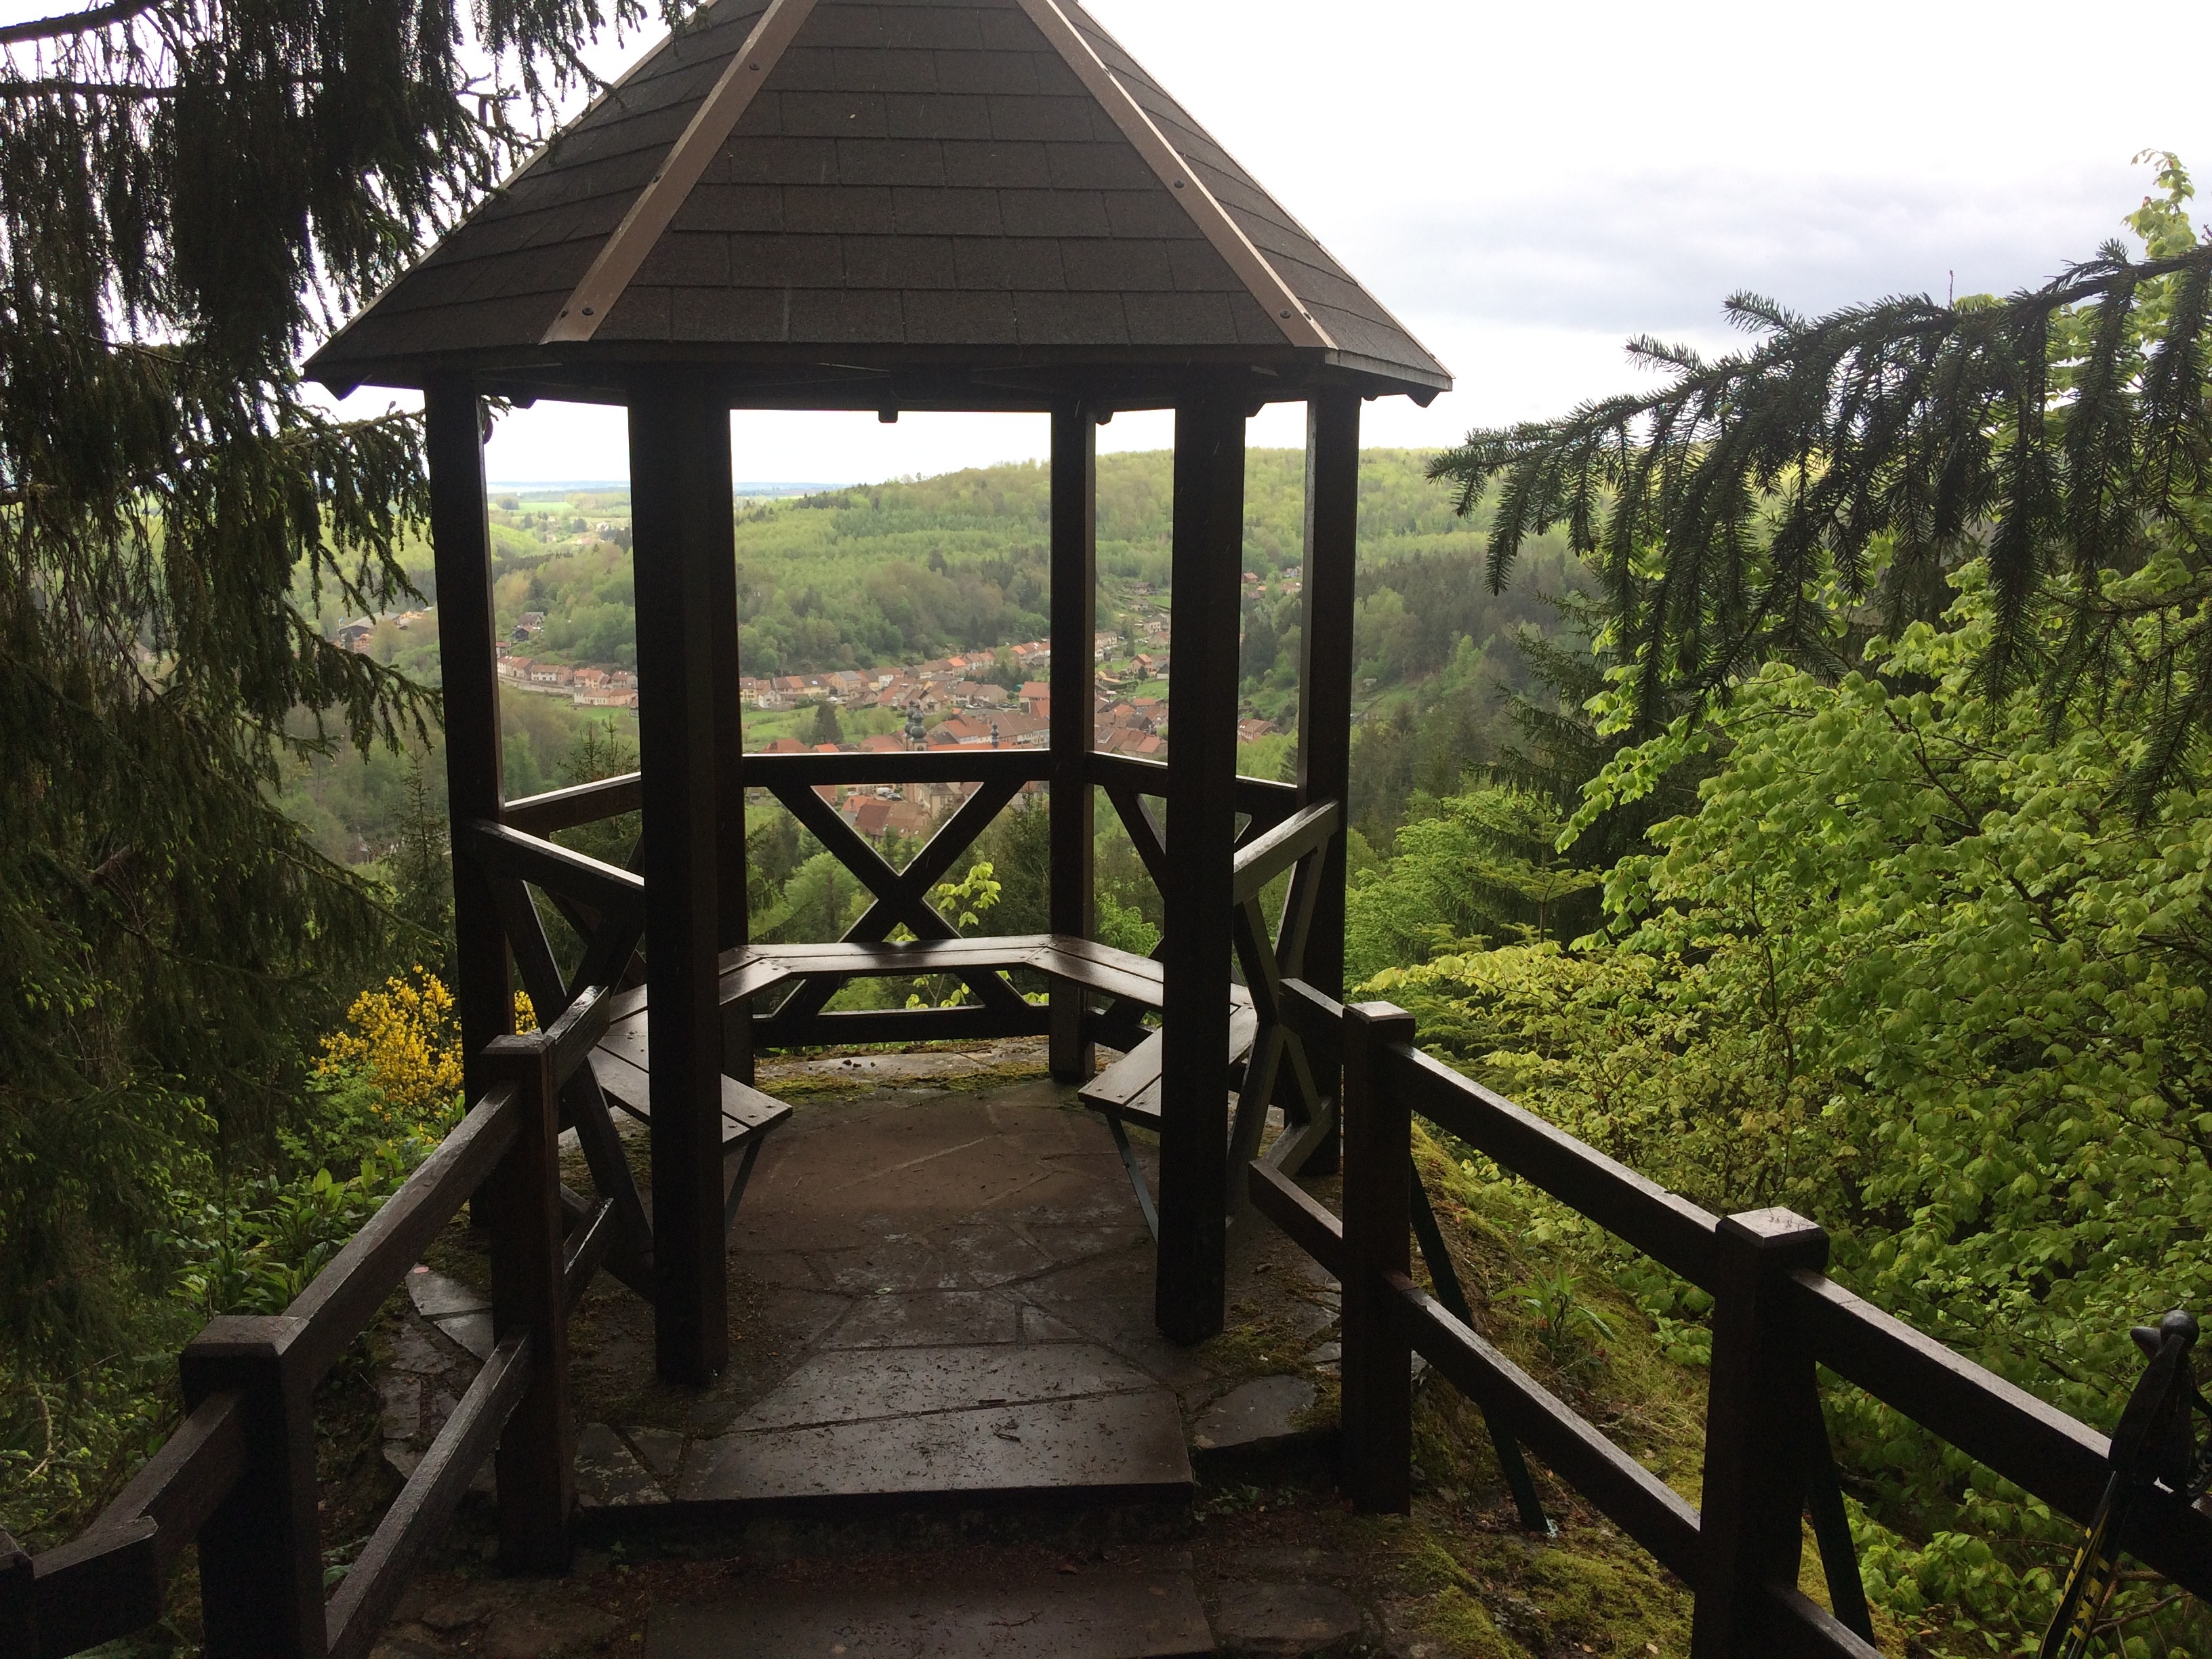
[[928, 859, 1002, 931], [1432, 153, 2212, 804], [1374, 561, 2212, 1652], [1511, 1267, 1615, 1370], [1346, 783, 1604, 981], [0, 0, 648, 1381]]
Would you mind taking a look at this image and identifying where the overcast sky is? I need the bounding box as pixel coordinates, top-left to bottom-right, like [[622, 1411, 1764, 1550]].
[[17, 0, 2205, 481]]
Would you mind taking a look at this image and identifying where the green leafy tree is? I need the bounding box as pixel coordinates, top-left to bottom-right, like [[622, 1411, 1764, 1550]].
[[1433, 152, 2212, 802], [388, 750, 452, 966], [1374, 568, 2212, 1653], [1345, 784, 1602, 981], [0, 0, 650, 1375], [806, 699, 844, 746]]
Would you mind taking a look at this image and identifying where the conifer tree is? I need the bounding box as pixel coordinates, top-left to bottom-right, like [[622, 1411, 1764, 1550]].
[[1432, 155, 2212, 800], [0, 0, 657, 1366]]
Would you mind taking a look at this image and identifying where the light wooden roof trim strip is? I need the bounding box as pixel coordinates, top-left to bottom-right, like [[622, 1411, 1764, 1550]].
[[1010, 0, 1333, 352], [541, 0, 819, 346]]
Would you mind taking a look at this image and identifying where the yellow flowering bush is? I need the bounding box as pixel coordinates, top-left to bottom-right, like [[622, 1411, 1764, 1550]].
[[316, 967, 464, 1129], [314, 971, 536, 1132]]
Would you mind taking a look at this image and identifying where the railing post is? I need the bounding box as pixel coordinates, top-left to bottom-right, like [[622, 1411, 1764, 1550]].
[[1692, 1208, 1829, 1659], [481, 1033, 575, 1572], [1048, 398, 1097, 1083], [1340, 999, 1417, 1512], [182, 1315, 324, 1658], [1, 1528, 33, 1656]]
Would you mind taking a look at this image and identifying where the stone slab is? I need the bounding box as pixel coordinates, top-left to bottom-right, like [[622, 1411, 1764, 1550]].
[[815, 1289, 1023, 1349], [1190, 1376, 1319, 1455], [1208, 1581, 1364, 1656], [405, 1266, 491, 1321], [437, 1311, 495, 1361], [647, 1571, 1212, 1658], [575, 1422, 667, 1509], [677, 1387, 1192, 1509], [731, 1343, 1160, 1432]]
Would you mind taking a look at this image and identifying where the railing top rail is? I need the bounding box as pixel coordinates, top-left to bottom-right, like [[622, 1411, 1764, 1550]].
[[749, 747, 1051, 786], [1383, 1040, 1724, 1290], [1231, 798, 1338, 901], [464, 820, 644, 917], [1791, 1270, 2212, 1600], [283, 1076, 521, 1382], [500, 769, 642, 836]]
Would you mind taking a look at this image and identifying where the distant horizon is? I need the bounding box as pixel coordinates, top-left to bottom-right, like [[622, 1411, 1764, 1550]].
[[488, 480, 858, 495]]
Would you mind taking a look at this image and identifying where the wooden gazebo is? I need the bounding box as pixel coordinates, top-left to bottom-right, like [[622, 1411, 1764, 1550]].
[[307, 0, 1448, 1385]]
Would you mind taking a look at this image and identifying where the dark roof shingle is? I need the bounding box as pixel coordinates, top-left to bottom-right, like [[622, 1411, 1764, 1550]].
[[306, 0, 1446, 398]]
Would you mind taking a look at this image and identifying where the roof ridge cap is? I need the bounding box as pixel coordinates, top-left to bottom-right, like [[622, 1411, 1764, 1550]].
[[1010, 0, 1332, 352], [542, 0, 819, 345]]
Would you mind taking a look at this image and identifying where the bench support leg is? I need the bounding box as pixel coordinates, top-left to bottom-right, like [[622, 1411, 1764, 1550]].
[[1101, 1113, 1160, 1241]]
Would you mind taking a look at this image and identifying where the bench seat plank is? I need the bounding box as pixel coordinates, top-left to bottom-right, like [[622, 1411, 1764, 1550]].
[[1078, 1006, 1261, 1130], [587, 1050, 792, 1150], [707, 935, 1244, 1017]]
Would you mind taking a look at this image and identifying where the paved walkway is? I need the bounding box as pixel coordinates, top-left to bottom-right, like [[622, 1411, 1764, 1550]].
[[384, 1069, 1343, 1523]]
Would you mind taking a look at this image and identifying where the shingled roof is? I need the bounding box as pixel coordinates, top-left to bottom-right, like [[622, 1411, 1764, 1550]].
[[305, 0, 1448, 407]]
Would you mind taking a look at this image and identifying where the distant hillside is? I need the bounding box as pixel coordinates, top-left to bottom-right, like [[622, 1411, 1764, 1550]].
[[475, 448, 1576, 682]]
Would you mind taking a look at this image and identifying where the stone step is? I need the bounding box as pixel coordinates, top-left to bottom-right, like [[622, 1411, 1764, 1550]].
[[646, 1570, 1214, 1658], [670, 1344, 1193, 1513]]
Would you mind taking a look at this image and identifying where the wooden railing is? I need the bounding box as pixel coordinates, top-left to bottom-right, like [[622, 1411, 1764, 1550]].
[[1, 992, 615, 1659], [1248, 982, 2212, 1659]]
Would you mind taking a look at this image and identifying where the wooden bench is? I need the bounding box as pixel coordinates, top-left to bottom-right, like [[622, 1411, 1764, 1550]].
[[632, 932, 1266, 1238], [590, 986, 793, 1234], [1075, 1010, 1261, 1238]]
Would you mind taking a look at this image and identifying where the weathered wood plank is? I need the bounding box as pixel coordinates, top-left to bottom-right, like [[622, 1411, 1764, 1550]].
[[501, 771, 642, 836], [1050, 399, 1098, 1082], [1389, 1277, 1705, 1580], [1389, 1044, 1724, 1292], [286, 1083, 522, 1380], [631, 375, 735, 1385], [323, 1334, 533, 1659], [1791, 1270, 2212, 1598], [1156, 395, 1246, 1344]]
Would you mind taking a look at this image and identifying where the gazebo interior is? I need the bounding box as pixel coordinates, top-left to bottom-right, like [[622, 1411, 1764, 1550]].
[[306, 0, 1449, 1389]]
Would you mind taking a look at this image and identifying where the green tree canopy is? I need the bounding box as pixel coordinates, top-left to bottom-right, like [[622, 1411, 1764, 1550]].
[[1432, 155, 2212, 801], [0, 0, 653, 1366]]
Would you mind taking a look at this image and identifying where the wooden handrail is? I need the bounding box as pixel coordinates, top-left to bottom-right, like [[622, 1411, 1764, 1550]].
[[1230, 798, 1338, 903], [1385, 1040, 1723, 1290], [22, 1018, 586, 1659], [1389, 1273, 1706, 1580], [1792, 1271, 2212, 1597], [286, 1081, 521, 1380], [499, 770, 643, 835], [750, 747, 1050, 787], [462, 820, 644, 919], [323, 1333, 533, 1659], [1252, 987, 2212, 1656]]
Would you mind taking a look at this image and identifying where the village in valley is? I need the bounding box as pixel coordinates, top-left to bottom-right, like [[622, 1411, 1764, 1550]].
[[322, 484, 1306, 849]]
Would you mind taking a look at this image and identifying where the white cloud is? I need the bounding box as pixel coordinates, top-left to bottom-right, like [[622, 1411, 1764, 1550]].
[[308, 0, 2212, 483]]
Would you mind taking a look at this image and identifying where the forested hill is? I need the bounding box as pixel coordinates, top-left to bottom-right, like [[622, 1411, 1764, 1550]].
[[477, 448, 1578, 684]]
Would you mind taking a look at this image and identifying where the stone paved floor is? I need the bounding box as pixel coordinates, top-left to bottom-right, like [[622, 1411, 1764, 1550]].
[[382, 1065, 1345, 1520]]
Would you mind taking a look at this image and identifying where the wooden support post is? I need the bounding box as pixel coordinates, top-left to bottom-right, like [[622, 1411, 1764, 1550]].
[[182, 1316, 323, 1658], [1296, 393, 1359, 1174], [705, 424, 753, 1086], [482, 1033, 574, 1571], [1048, 400, 1097, 1082], [1339, 1000, 1416, 1513], [1692, 1208, 1830, 1658], [1156, 395, 1246, 1344], [630, 379, 733, 1384], [1, 1528, 35, 1658], [424, 380, 514, 1112]]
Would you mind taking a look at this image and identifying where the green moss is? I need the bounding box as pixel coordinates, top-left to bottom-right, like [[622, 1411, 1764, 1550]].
[[1422, 1586, 1524, 1658]]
